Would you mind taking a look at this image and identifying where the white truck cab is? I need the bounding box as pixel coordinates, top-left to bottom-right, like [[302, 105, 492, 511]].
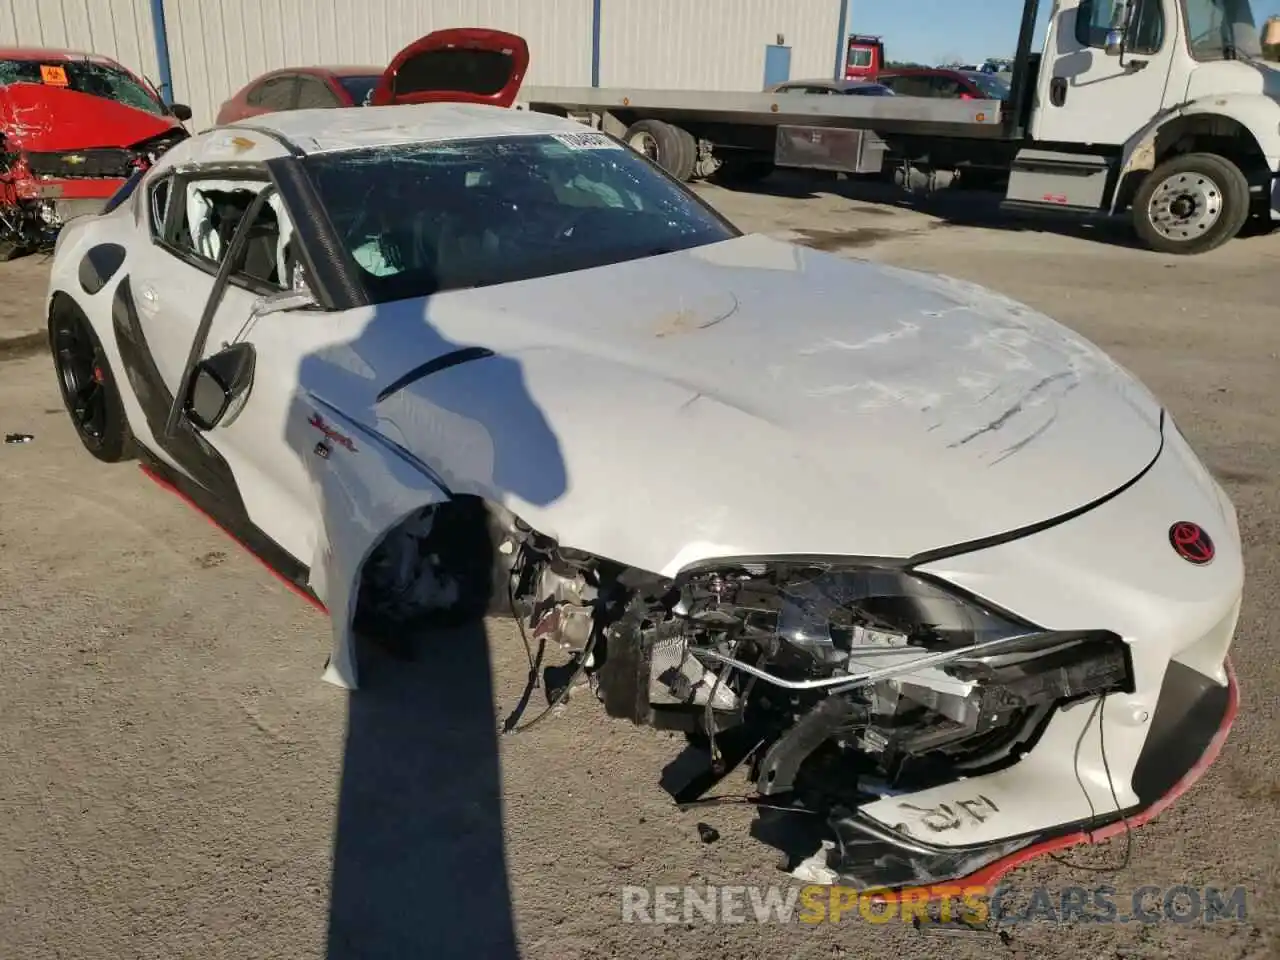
[[1012, 0, 1280, 251], [521, 0, 1280, 254]]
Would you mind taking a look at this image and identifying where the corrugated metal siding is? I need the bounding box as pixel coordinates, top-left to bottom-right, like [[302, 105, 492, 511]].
[[0, 0, 160, 85], [599, 0, 840, 90], [163, 0, 594, 130], [5, 0, 842, 131]]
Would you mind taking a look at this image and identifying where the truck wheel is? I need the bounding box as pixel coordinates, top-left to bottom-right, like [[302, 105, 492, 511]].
[[623, 119, 696, 181], [1132, 153, 1250, 255]]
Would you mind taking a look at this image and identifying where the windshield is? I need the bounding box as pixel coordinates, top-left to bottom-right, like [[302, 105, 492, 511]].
[[0, 58, 165, 115], [963, 71, 1011, 99], [1183, 0, 1263, 60], [304, 133, 739, 304], [336, 74, 380, 106]]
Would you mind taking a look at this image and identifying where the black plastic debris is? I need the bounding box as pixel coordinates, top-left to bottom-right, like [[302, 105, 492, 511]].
[[696, 822, 720, 844], [5, 433, 34, 444], [912, 915, 1011, 943]]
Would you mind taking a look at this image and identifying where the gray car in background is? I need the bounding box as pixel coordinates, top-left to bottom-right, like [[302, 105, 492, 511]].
[[766, 78, 895, 96]]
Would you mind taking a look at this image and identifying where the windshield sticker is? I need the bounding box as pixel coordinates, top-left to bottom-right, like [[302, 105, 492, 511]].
[[40, 64, 69, 86], [550, 132, 622, 151]]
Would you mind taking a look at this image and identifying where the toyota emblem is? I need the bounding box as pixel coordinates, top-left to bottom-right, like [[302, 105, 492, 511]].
[[1169, 522, 1215, 565]]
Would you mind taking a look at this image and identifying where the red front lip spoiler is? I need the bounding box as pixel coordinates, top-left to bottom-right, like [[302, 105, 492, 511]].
[[958, 658, 1239, 889]]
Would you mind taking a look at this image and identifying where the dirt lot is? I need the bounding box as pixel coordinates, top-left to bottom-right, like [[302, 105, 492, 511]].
[[1, 182, 1278, 960]]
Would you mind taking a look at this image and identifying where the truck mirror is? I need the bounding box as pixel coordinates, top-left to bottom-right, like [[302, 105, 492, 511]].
[[1104, 0, 1131, 56]]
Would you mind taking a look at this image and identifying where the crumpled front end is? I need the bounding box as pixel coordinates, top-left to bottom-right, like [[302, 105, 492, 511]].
[[1, 83, 187, 252], [391, 410, 1239, 891]]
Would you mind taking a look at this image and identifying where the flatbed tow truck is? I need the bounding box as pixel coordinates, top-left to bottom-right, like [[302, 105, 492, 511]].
[[518, 0, 1280, 254]]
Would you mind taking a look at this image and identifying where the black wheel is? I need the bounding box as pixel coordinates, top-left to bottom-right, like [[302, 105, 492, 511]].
[[1132, 152, 1250, 255], [622, 119, 696, 181], [709, 156, 776, 186], [49, 303, 134, 462]]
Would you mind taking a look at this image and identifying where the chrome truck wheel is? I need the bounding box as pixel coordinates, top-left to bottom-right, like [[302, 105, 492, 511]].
[[1133, 152, 1250, 255]]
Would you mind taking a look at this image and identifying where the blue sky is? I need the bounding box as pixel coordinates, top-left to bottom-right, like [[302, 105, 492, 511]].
[[853, 0, 1280, 65]]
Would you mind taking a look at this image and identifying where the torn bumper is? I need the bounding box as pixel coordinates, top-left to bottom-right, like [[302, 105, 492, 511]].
[[813, 658, 1237, 890]]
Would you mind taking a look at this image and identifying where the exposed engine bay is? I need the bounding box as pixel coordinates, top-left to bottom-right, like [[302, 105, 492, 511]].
[[353, 501, 1136, 881]]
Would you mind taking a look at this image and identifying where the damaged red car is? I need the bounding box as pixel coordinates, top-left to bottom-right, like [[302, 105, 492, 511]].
[[0, 47, 192, 259]]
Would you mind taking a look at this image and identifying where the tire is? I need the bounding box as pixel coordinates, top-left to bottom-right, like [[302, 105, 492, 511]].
[[709, 157, 776, 186], [48, 302, 135, 463], [622, 119, 696, 181], [1132, 152, 1250, 255]]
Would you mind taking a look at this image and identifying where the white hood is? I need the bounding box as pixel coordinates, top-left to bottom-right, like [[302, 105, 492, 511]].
[[337, 234, 1163, 576]]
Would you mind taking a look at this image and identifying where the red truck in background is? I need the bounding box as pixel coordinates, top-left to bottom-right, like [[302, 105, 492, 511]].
[[844, 35, 886, 79], [0, 47, 192, 259]]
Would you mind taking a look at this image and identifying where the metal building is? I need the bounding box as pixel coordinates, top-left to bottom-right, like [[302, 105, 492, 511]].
[[3, 0, 847, 130]]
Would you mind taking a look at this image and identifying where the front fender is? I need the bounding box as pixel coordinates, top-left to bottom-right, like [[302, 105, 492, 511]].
[[1111, 95, 1280, 214], [301, 396, 449, 690]]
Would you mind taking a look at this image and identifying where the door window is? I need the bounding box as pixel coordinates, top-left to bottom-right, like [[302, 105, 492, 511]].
[[148, 175, 172, 237], [227, 195, 301, 292], [246, 75, 297, 110], [930, 76, 966, 97], [847, 47, 873, 68], [165, 178, 265, 265], [1076, 0, 1165, 54], [880, 75, 934, 97], [295, 76, 341, 109]]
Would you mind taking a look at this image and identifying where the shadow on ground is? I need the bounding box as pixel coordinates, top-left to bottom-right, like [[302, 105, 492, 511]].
[[326, 623, 520, 960]]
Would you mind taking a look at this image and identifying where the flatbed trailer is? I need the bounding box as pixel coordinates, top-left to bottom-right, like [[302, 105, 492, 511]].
[[519, 0, 1280, 255]]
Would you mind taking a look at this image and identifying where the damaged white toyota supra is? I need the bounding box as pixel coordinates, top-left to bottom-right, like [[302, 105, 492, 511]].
[[46, 29, 1241, 891]]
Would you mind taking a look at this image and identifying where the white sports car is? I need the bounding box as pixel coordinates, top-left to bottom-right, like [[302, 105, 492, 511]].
[[46, 29, 1241, 891]]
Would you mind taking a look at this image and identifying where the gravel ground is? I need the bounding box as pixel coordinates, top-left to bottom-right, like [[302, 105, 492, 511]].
[[1, 179, 1277, 960]]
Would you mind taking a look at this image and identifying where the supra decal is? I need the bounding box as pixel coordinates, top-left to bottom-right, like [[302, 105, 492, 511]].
[[899, 795, 1000, 833], [308, 412, 356, 452], [1169, 522, 1214, 565]]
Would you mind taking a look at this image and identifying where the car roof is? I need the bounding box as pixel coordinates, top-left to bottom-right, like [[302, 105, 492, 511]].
[[879, 67, 958, 76], [772, 78, 883, 91], [0, 46, 119, 64], [225, 101, 594, 155], [257, 64, 382, 78]]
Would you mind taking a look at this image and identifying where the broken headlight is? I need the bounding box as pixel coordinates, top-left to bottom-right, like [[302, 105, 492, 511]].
[[623, 561, 1134, 798]]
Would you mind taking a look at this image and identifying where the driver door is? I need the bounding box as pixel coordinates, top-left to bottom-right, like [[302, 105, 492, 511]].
[[1031, 0, 1181, 145], [165, 180, 356, 572]]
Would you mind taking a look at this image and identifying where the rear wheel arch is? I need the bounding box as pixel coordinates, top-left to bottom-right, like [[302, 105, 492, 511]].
[[47, 290, 135, 462]]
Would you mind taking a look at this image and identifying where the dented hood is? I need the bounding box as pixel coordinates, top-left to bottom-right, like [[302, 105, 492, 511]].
[[0, 82, 179, 152], [366, 234, 1164, 574]]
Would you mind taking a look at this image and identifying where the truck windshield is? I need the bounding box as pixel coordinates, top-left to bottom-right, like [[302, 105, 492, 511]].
[[303, 133, 739, 304], [1183, 0, 1264, 60], [0, 59, 166, 115]]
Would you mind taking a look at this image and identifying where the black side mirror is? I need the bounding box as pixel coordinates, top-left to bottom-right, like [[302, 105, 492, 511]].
[[170, 102, 194, 122], [183, 343, 256, 430], [185, 362, 231, 430]]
